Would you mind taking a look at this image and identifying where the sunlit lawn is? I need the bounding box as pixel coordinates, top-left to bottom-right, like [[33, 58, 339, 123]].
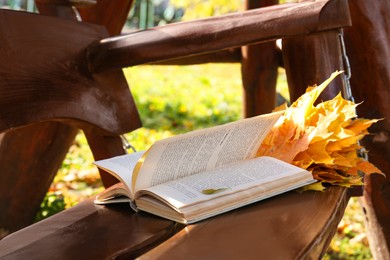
[[38, 64, 372, 259]]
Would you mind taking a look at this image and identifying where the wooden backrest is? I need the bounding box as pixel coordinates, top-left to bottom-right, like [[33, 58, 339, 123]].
[[0, 9, 140, 136]]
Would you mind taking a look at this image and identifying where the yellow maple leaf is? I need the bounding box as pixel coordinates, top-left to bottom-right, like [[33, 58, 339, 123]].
[[292, 151, 314, 169], [306, 140, 335, 165], [346, 118, 381, 135], [257, 71, 383, 188], [291, 71, 344, 121]]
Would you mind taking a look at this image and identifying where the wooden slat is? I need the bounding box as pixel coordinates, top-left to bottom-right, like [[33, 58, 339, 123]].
[[0, 200, 183, 259], [241, 0, 279, 117], [150, 48, 242, 65], [140, 187, 349, 259], [87, 0, 351, 72]]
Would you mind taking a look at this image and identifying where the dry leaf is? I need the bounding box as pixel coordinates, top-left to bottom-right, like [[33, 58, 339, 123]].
[[257, 71, 383, 188]]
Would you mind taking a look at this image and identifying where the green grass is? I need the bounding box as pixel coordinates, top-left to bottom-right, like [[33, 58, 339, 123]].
[[125, 64, 243, 132], [38, 64, 372, 259]]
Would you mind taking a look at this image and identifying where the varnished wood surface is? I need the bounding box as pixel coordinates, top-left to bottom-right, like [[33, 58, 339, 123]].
[[0, 9, 140, 135], [0, 187, 349, 259], [0, 123, 78, 233], [241, 0, 279, 117], [282, 30, 345, 102], [87, 0, 351, 72], [344, 0, 390, 258], [0, 200, 183, 259], [0, 1, 140, 234], [151, 48, 242, 65], [0, 4, 81, 234], [141, 187, 349, 259]]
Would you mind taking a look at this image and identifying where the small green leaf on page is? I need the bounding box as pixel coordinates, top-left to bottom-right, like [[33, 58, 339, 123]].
[[201, 188, 228, 195]]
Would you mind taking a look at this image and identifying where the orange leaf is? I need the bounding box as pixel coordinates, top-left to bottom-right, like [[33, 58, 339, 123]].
[[348, 160, 384, 176], [257, 71, 382, 188], [346, 118, 380, 135]]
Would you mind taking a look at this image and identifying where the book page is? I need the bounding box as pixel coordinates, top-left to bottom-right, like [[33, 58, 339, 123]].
[[94, 182, 132, 204], [134, 111, 283, 192], [93, 151, 144, 199], [136, 156, 314, 209]]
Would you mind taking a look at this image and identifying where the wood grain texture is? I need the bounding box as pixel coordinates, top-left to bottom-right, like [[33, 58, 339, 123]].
[[0, 3, 140, 233], [241, 0, 279, 117], [75, 0, 139, 187], [150, 48, 242, 65], [282, 30, 345, 102], [344, 0, 390, 258], [0, 9, 140, 135], [141, 187, 349, 259], [0, 123, 78, 234], [87, 0, 351, 72], [0, 200, 183, 259]]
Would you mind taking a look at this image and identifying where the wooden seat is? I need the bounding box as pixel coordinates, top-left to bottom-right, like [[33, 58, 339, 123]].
[[142, 187, 350, 259], [0, 0, 357, 258], [0, 202, 182, 259]]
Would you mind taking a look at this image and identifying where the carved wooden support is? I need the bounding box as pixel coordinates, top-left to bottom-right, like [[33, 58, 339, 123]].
[[0, 3, 80, 236], [0, 123, 78, 234], [0, 0, 138, 235]]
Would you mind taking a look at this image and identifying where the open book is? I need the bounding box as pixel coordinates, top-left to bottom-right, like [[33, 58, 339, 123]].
[[94, 111, 316, 224]]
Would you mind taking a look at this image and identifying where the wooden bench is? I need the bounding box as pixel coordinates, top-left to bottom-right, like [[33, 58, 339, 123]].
[[0, 0, 357, 258]]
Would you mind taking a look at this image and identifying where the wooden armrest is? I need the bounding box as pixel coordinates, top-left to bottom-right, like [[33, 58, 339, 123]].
[[140, 187, 349, 259], [87, 0, 351, 72], [0, 200, 183, 259]]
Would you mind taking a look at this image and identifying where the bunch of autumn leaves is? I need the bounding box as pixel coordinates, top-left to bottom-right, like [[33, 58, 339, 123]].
[[257, 71, 382, 190]]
